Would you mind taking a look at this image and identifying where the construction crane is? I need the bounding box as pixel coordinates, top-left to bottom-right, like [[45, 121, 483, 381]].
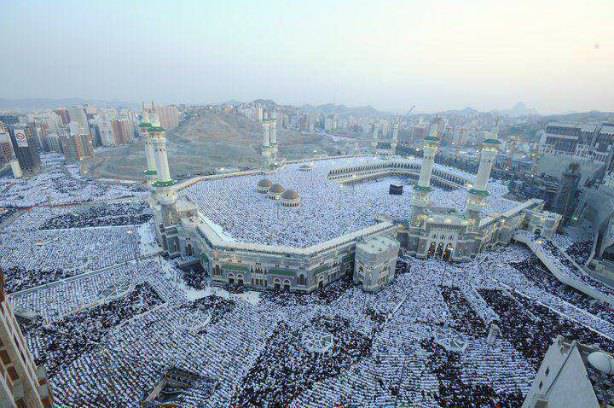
[[405, 105, 416, 118]]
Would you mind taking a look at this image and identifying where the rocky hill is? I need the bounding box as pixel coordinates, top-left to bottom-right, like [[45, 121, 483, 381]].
[[89, 109, 360, 180]]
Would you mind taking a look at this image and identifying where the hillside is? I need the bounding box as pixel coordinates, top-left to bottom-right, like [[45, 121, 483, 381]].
[[88, 109, 361, 180]]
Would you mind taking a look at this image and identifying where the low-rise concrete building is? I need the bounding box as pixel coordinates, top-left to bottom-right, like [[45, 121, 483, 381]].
[[354, 236, 400, 291]]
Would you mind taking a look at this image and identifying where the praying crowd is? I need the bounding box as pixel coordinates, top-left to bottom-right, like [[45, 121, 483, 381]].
[[537, 235, 614, 297], [6, 238, 614, 407], [565, 240, 593, 265], [0, 226, 140, 291], [1, 157, 613, 407], [39, 202, 152, 230], [23, 282, 163, 377], [0, 154, 145, 209], [182, 158, 517, 248]]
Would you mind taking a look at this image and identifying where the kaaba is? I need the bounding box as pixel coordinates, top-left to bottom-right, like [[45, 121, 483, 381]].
[[389, 184, 403, 195]]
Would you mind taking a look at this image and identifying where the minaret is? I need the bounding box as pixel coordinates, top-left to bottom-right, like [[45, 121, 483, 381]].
[[150, 115, 176, 205], [261, 120, 273, 167], [269, 120, 277, 145], [391, 118, 400, 155], [371, 123, 379, 152], [410, 124, 440, 225], [269, 118, 278, 162], [262, 120, 270, 148], [140, 105, 157, 186], [466, 119, 501, 228]]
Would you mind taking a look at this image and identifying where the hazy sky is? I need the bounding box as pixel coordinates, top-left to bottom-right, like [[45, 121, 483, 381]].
[[2, 0, 613, 113]]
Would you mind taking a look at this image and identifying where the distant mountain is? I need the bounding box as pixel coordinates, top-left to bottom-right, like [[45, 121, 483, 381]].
[[300, 103, 384, 117], [0, 98, 139, 112], [439, 107, 480, 116], [499, 102, 539, 117], [542, 110, 614, 123]]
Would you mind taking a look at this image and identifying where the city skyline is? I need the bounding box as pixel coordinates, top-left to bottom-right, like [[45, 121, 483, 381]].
[[2, 0, 613, 114]]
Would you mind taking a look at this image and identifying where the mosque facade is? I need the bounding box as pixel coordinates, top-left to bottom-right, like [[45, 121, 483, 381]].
[[146, 119, 560, 292]]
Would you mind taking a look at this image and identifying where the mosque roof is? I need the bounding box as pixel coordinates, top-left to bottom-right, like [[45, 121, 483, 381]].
[[269, 184, 285, 194], [281, 190, 299, 200], [257, 179, 273, 188]]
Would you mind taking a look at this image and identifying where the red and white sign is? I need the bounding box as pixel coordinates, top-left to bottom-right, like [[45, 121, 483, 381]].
[[14, 129, 28, 147]]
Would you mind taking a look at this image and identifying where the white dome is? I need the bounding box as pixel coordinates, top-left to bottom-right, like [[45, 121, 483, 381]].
[[587, 351, 614, 375]]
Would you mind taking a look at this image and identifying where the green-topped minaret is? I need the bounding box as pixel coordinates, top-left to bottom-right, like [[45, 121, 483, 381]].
[[140, 104, 157, 186], [466, 118, 501, 228]]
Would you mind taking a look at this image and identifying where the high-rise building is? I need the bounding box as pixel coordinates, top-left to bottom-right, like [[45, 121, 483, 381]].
[[553, 162, 581, 224], [156, 105, 181, 130], [111, 119, 134, 145], [0, 115, 20, 126], [60, 132, 94, 163], [0, 270, 54, 408], [45, 133, 62, 154], [0, 131, 14, 166], [0, 122, 13, 166], [540, 122, 614, 168], [67, 106, 89, 133], [8, 126, 41, 175], [410, 125, 429, 145], [98, 119, 115, 146], [53, 108, 70, 125]]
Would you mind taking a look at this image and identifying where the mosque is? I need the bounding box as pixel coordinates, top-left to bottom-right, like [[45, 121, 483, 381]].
[[142, 114, 560, 293]]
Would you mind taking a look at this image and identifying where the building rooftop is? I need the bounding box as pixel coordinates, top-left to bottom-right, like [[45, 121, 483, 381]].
[[357, 235, 399, 255]]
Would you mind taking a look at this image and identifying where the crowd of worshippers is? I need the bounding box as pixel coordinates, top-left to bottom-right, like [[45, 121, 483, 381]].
[[180, 263, 208, 290], [232, 316, 373, 406], [9, 260, 181, 323], [260, 274, 355, 306], [180, 295, 235, 330], [540, 239, 614, 296], [0, 160, 145, 208], [439, 286, 487, 337], [421, 338, 525, 408], [510, 257, 614, 325], [182, 158, 516, 248], [10, 237, 612, 407], [0, 227, 139, 278], [23, 283, 163, 377], [0, 266, 74, 293], [39, 202, 152, 230], [565, 240, 593, 265], [480, 244, 614, 343], [479, 288, 614, 370]]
